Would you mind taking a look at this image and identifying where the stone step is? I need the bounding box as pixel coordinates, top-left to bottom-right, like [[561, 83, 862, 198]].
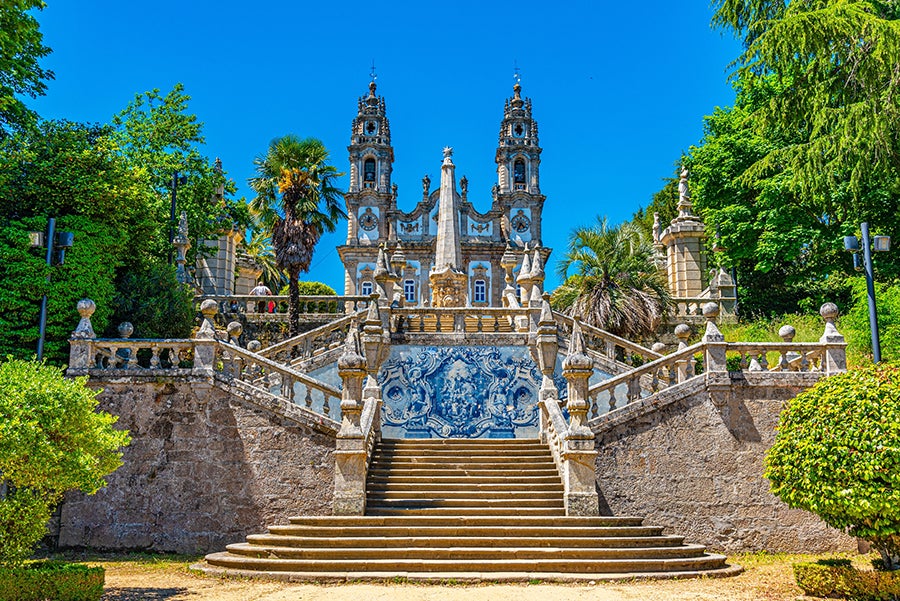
[[369, 459, 557, 469], [224, 542, 709, 561], [366, 489, 563, 500], [372, 448, 551, 457], [366, 474, 563, 485], [283, 515, 647, 528], [364, 508, 568, 516], [367, 483, 564, 493], [203, 552, 729, 574], [245, 534, 686, 549], [365, 497, 564, 508], [379, 438, 542, 446], [367, 468, 561, 477]]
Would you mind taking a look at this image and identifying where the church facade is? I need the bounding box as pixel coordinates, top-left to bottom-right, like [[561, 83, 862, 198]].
[[337, 80, 550, 307]]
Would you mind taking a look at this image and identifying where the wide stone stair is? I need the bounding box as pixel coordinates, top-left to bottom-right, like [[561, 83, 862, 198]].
[[202, 438, 738, 581]]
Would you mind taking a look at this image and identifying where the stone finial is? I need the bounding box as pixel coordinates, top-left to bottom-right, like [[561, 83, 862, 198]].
[[117, 322, 134, 339], [563, 318, 593, 371], [196, 298, 218, 340], [674, 323, 692, 347], [702, 302, 724, 342], [72, 298, 97, 340], [338, 320, 366, 371], [530, 247, 545, 283], [389, 241, 407, 273], [517, 248, 533, 284], [373, 244, 390, 279], [226, 321, 243, 343], [442, 146, 453, 163], [539, 293, 554, 327], [247, 340, 262, 353], [652, 342, 666, 354], [501, 242, 518, 285], [819, 302, 845, 343], [778, 325, 796, 343]]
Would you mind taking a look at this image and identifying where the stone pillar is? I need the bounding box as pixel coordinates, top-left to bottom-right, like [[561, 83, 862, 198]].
[[193, 298, 218, 377], [533, 294, 559, 401], [819, 302, 847, 375], [334, 321, 368, 515], [673, 323, 691, 382], [362, 300, 389, 401], [69, 298, 97, 372], [659, 168, 707, 298], [561, 318, 599, 516], [517, 249, 533, 307], [702, 302, 728, 407]]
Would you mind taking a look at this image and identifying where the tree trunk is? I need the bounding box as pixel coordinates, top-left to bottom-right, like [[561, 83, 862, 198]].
[[288, 267, 301, 343], [874, 535, 900, 571]]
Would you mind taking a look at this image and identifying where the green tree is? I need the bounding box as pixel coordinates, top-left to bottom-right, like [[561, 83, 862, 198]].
[[711, 0, 900, 199], [765, 362, 900, 569], [249, 136, 344, 336], [631, 169, 680, 240], [551, 218, 670, 340], [241, 227, 285, 292], [0, 0, 52, 136], [0, 358, 130, 566]]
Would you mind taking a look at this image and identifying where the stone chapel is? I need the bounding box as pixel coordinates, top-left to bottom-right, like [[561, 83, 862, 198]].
[[337, 80, 549, 308]]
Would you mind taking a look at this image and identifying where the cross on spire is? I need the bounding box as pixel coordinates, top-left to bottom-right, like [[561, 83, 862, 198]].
[[513, 61, 521, 85], [369, 60, 377, 82]]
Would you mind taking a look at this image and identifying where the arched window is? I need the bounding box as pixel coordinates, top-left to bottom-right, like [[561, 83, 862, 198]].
[[513, 159, 526, 189], [360, 281, 373, 296], [363, 158, 376, 187]]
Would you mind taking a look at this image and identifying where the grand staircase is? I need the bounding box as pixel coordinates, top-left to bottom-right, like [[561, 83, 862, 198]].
[[202, 438, 739, 581]]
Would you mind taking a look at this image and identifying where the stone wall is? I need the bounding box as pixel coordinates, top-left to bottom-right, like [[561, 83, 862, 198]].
[[593, 372, 854, 553], [58, 377, 336, 554]]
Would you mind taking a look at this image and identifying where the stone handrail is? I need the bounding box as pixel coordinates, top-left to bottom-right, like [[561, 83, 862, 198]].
[[539, 398, 569, 479], [725, 342, 824, 372], [217, 340, 341, 418], [587, 342, 705, 415], [360, 396, 382, 471], [391, 307, 528, 334], [554, 313, 662, 367], [195, 294, 370, 316], [259, 309, 367, 363]]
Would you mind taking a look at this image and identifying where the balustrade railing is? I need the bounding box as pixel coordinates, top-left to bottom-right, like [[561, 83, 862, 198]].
[[672, 297, 736, 318], [391, 307, 527, 334], [724, 342, 824, 373], [554, 313, 662, 369], [76, 339, 197, 371], [195, 295, 370, 316], [259, 310, 366, 364], [540, 398, 569, 478]]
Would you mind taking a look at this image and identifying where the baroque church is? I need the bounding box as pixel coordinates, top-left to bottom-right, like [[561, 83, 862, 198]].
[[337, 79, 549, 308]]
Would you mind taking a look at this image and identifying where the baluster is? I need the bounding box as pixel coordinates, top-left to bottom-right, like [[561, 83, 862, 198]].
[[779, 350, 790, 371], [739, 351, 749, 370], [628, 376, 637, 403], [493, 313, 500, 332], [758, 351, 769, 370], [590, 391, 599, 419], [305, 386, 313, 408], [435, 313, 442, 332], [799, 350, 810, 372], [666, 363, 677, 387], [477, 314, 483, 332], [417, 313, 424, 332], [605, 340, 615, 360], [625, 350, 633, 367], [608, 386, 618, 411], [687, 355, 696, 377], [322, 391, 331, 416], [650, 367, 660, 393]]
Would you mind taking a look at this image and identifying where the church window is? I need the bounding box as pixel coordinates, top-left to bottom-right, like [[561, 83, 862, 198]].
[[474, 279, 486, 303], [513, 160, 526, 190], [363, 158, 376, 187], [404, 279, 416, 303], [360, 281, 373, 296]]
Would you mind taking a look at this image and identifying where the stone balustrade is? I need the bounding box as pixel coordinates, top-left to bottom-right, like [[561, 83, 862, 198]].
[[553, 313, 662, 371], [671, 297, 737, 320], [391, 306, 527, 334], [195, 294, 370, 317], [260, 310, 367, 365], [68, 339, 197, 374]]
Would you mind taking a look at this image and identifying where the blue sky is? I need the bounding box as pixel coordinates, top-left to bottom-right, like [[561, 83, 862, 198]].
[[31, 1, 741, 292]]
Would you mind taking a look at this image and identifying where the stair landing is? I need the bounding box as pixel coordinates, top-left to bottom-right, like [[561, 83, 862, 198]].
[[198, 438, 741, 582]]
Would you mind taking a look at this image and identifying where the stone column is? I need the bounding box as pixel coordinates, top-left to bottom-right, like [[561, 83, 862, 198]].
[[819, 302, 847, 374], [673, 323, 692, 383], [533, 295, 559, 401], [561, 318, 599, 516], [702, 302, 728, 407], [334, 321, 368, 515]]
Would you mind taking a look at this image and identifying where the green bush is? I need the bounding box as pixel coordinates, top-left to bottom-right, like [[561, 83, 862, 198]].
[[0, 561, 104, 601], [278, 281, 337, 296], [0, 359, 130, 566], [765, 363, 900, 569], [109, 261, 194, 339], [842, 276, 900, 364], [794, 561, 900, 600]]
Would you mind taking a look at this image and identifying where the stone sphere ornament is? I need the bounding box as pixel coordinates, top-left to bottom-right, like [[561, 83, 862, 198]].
[[702, 302, 720, 319], [674, 323, 692, 341], [200, 299, 219, 317], [117, 322, 134, 339], [247, 340, 262, 353], [226, 321, 243, 339], [77, 298, 96, 319], [778, 325, 796, 342], [820, 302, 839, 323]]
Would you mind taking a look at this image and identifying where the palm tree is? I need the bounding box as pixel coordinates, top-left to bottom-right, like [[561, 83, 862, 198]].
[[249, 136, 345, 336], [239, 228, 285, 292], [552, 217, 670, 341]]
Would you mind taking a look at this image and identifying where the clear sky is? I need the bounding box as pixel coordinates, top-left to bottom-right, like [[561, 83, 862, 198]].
[[31, 1, 742, 293]]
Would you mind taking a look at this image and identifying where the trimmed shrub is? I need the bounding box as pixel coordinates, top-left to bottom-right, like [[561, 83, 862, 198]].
[[0, 562, 104, 601], [765, 362, 900, 569], [794, 561, 900, 600]]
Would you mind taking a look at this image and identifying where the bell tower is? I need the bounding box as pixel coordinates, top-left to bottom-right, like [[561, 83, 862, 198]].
[[348, 80, 393, 195], [494, 79, 545, 246]]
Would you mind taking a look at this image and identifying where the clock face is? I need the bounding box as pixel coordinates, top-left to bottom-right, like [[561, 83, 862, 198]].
[[359, 208, 379, 231], [365, 120, 378, 135], [511, 210, 531, 233]]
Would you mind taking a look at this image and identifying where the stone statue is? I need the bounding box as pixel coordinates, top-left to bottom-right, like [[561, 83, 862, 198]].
[[422, 174, 431, 197], [652, 212, 661, 244]]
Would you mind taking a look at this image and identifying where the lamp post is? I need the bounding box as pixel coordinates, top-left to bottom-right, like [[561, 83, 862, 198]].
[[167, 170, 188, 265], [844, 222, 892, 363], [30, 218, 75, 360]]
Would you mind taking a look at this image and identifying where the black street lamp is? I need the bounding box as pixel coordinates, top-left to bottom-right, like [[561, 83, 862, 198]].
[[168, 170, 188, 265], [844, 222, 892, 363], [30, 217, 75, 361]]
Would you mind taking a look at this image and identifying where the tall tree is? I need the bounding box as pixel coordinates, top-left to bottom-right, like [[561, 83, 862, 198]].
[[0, 0, 52, 137], [710, 0, 900, 198], [249, 136, 344, 336], [551, 218, 670, 341]]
